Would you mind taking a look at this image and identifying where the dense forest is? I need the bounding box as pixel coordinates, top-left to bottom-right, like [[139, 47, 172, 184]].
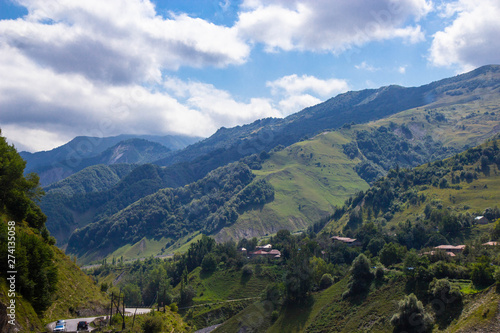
[[344, 122, 459, 183], [0, 131, 58, 315], [67, 159, 275, 257]]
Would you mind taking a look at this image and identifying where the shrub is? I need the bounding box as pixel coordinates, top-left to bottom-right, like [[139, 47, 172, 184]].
[[470, 257, 495, 287], [142, 315, 164, 333], [375, 266, 384, 280], [343, 254, 373, 298], [170, 303, 178, 313], [379, 242, 406, 267], [319, 273, 334, 290], [391, 293, 433, 333], [271, 310, 279, 322], [201, 253, 217, 273], [242, 264, 253, 276]]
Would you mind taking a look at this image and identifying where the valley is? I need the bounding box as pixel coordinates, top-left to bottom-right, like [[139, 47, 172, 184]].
[[2, 66, 500, 332]]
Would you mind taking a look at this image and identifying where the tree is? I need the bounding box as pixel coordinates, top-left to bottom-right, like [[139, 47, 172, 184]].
[[391, 293, 433, 333], [379, 242, 406, 267], [491, 219, 500, 240], [470, 256, 495, 287], [343, 253, 373, 298], [0, 131, 46, 228], [285, 255, 312, 303], [179, 285, 196, 306], [320, 274, 334, 290], [367, 237, 386, 256], [142, 313, 165, 333], [201, 253, 217, 273], [429, 278, 462, 325], [123, 283, 142, 306]]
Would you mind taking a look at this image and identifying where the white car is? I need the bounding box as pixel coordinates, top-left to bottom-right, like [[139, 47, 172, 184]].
[[53, 320, 66, 332]]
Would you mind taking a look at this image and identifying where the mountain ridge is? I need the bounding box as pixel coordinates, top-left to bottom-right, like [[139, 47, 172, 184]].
[[20, 134, 202, 185], [41, 65, 500, 262]]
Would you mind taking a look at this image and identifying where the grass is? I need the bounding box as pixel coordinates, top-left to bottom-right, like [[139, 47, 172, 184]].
[[178, 264, 284, 330], [96, 232, 202, 266], [217, 97, 500, 243], [43, 247, 108, 324], [438, 286, 500, 333], [216, 276, 408, 333], [0, 279, 45, 332], [216, 131, 369, 241], [182, 264, 281, 303]]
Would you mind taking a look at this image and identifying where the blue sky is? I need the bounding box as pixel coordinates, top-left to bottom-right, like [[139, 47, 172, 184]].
[[0, 0, 499, 152]]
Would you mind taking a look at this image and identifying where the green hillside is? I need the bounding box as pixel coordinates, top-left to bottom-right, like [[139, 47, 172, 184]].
[[216, 131, 369, 241], [215, 277, 500, 333], [0, 132, 108, 331], [45, 163, 136, 197], [43, 65, 500, 263], [68, 91, 500, 264], [322, 136, 500, 243], [216, 93, 500, 243]]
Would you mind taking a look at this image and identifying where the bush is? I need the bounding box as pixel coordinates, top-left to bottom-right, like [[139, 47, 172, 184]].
[[470, 257, 495, 287], [379, 242, 406, 267], [430, 278, 461, 303], [142, 315, 164, 333], [242, 264, 253, 276], [375, 266, 384, 280], [201, 253, 217, 273], [271, 310, 279, 322], [343, 254, 373, 298], [170, 303, 178, 313], [319, 273, 334, 290], [391, 293, 433, 333]]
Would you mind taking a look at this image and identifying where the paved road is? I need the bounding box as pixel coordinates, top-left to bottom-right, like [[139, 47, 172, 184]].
[[46, 308, 151, 332], [47, 317, 97, 332], [194, 324, 221, 333]]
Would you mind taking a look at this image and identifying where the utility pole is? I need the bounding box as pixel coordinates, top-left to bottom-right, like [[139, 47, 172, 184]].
[[122, 289, 126, 330], [109, 292, 114, 325]]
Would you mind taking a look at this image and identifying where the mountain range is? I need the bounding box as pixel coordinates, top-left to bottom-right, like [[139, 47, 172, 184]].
[[20, 134, 202, 186], [32, 65, 500, 263]]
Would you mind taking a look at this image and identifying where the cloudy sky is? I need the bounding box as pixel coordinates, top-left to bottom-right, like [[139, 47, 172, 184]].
[[0, 0, 499, 152]]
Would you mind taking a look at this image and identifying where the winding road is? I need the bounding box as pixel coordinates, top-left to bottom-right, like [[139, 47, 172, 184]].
[[46, 308, 151, 332]]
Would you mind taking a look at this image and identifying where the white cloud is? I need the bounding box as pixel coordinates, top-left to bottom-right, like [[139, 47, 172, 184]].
[[164, 77, 282, 128], [355, 61, 380, 72], [266, 74, 349, 116], [0, 0, 249, 84], [0, 44, 222, 151], [278, 94, 322, 116], [398, 66, 407, 74], [267, 74, 349, 98], [236, 0, 431, 53], [429, 0, 500, 71]]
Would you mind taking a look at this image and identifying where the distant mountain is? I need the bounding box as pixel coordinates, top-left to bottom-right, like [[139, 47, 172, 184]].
[[20, 134, 201, 185], [155, 65, 500, 171], [43, 65, 500, 262]]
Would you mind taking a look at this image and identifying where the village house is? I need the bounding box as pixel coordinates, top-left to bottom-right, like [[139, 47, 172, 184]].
[[238, 247, 247, 256], [331, 236, 361, 247], [434, 245, 466, 253], [255, 244, 272, 250], [248, 244, 281, 259], [474, 216, 490, 225]]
